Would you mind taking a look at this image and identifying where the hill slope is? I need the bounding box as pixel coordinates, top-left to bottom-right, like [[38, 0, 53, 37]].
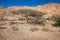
[[0, 3, 60, 40]]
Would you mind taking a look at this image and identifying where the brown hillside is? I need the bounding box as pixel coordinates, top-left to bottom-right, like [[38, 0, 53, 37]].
[[0, 3, 60, 18], [0, 3, 60, 40]]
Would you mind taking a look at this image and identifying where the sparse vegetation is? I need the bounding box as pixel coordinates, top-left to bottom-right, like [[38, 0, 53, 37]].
[[47, 14, 60, 27], [53, 17, 60, 27], [18, 18, 26, 21], [42, 28, 52, 32], [50, 14, 60, 21], [30, 27, 39, 32], [0, 27, 6, 30], [11, 11, 18, 15], [35, 17, 46, 25], [10, 20, 17, 25], [11, 26, 19, 31], [27, 18, 36, 23], [12, 9, 45, 17], [0, 16, 8, 21], [27, 17, 46, 25], [11, 9, 46, 25]]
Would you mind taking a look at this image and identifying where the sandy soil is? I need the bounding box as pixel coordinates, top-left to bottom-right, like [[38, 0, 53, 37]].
[[0, 23, 60, 40]]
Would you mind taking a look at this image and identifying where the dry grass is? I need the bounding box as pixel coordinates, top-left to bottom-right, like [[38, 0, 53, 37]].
[[9, 21, 17, 25], [0, 27, 6, 30], [42, 28, 52, 32], [30, 27, 39, 32]]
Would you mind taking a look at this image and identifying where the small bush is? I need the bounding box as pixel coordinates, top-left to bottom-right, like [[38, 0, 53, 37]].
[[15, 9, 45, 17], [35, 18, 45, 24], [10, 21, 17, 25], [17, 9, 30, 14], [0, 27, 6, 30], [29, 11, 45, 17], [50, 14, 60, 21], [27, 18, 36, 23], [30, 27, 39, 32], [0, 16, 7, 21], [11, 11, 18, 15], [42, 28, 52, 32], [53, 17, 60, 27], [18, 18, 26, 21], [11, 26, 19, 31]]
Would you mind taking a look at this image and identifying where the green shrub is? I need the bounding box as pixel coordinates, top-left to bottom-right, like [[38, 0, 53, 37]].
[[11, 11, 18, 15], [14, 9, 45, 17], [54, 17, 60, 27], [29, 11, 45, 17], [17, 9, 30, 14]]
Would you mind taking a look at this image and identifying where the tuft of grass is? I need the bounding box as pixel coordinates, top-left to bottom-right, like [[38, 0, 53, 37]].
[[30, 27, 39, 32], [0, 27, 6, 30], [18, 18, 25, 21], [9, 21, 17, 25], [11, 26, 19, 31], [42, 28, 52, 32]]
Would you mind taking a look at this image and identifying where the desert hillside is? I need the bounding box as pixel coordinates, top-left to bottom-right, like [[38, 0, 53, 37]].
[[0, 3, 60, 18], [0, 3, 60, 40]]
